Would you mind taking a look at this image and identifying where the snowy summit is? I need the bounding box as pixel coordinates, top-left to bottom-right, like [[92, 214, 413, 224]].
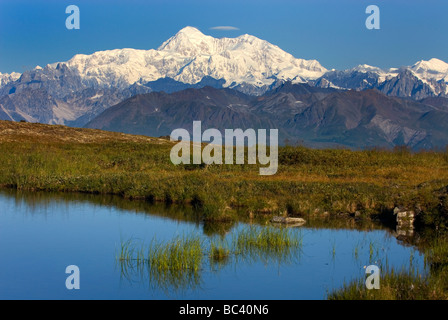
[[51, 26, 328, 89]]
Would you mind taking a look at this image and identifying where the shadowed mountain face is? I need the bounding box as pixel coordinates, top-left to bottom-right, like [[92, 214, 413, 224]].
[[85, 84, 448, 150], [85, 86, 279, 138], [0, 85, 152, 126], [419, 97, 448, 111], [377, 70, 448, 100]]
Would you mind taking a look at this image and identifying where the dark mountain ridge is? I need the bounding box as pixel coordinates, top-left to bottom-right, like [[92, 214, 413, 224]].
[[85, 84, 448, 150]]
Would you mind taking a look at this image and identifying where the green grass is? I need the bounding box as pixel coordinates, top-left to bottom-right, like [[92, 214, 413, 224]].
[[117, 226, 303, 289], [232, 226, 303, 263], [118, 235, 204, 291], [2, 139, 448, 226], [3, 121, 448, 298], [118, 235, 204, 272], [328, 235, 448, 300], [209, 240, 231, 264], [327, 268, 438, 300], [1, 121, 448, 227], [118, 227, 303, 267], [147, 236, 204, 273], [424, 236, 448, 271], [233, 226, 302, 251]]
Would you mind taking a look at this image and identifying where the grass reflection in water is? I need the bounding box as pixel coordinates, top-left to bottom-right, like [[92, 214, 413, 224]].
[[117, 226, 303, 292]]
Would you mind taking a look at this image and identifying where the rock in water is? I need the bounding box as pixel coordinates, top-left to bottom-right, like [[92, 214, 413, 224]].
[[271, 216, 306, 225]]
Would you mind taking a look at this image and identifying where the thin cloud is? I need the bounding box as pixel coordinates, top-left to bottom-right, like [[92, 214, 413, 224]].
[[210, 26, 240, 31]]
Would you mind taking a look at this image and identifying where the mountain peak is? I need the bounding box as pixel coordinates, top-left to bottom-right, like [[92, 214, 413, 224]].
[[413, 58, 448, 71], [158, 26, 212, 53], [410, 58, 448, 82], [427, 58, 448, 66], [351, 64, 384, 73], [176, 26, 205, 36]]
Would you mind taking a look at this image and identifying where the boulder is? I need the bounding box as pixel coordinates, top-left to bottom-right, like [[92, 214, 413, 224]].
[[271, 216, 306, 225], [393, 207, 415, 229]]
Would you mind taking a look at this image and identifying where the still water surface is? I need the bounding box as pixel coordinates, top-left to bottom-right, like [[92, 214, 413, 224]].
[[0, 190, 425, 299]]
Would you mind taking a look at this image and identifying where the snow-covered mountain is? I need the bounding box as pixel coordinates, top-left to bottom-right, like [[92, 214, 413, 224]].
[[315, 59, 448, 98], [1, 26, 447, 96], [1, 26, 448, 127], [333, 59, 448, 87], [410, 58, 448, 83], [52, 26, 327, 90], [314, 65, 396, 91], [0, 72, 21, 87], [0, 26, 329, 125]]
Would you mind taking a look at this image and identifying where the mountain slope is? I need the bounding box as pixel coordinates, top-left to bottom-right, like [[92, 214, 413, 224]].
[[1, 27, 448, 131], [85, 86, 279, 138], [378, 69, 448, 99], [61, 26, 327, 89], [410, 58, 448, 83], [0, 26, 329, 126], [0, 72, 21, 88], [315, 59, 448, 99], [86, 85, 448, 150]]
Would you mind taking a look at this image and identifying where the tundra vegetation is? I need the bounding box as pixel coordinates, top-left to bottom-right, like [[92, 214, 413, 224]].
[[1, 120, 448, 299]]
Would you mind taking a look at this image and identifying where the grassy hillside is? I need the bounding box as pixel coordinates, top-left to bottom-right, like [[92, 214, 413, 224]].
[[1, 120, 448, 227], [1, 120, 448, 299]]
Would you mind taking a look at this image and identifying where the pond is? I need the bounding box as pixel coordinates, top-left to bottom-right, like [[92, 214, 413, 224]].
[[0, 190, 425, 299]]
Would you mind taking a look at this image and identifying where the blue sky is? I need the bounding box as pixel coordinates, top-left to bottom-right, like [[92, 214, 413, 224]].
[[0, 0, 447, 73]]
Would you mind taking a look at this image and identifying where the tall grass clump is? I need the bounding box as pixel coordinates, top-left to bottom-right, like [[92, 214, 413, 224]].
[[424, 236, 448, 272], [117, 226, 305, 290], [118, 236, 204, 291], [327, 267, 439, 300], [232, 226, 302, 263], [329, 235, 448, 300], [118, 238, 147, 270], [209, 239, 231, 266], [147, 236, 203, 273]]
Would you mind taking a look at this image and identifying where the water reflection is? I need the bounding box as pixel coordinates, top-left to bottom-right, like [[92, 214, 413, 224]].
[[116, 226, 304, 294], [118, 258, 204, 294], [1, 189, 399, 237], [0, 189, 427, 299]]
